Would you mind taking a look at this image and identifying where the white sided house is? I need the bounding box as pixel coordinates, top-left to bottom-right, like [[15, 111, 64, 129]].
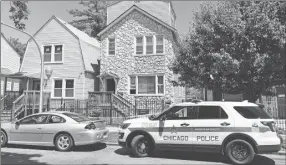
[[97, 1, 185, 107], [8, 16, 100, 111], [1, 34, 21, 96]]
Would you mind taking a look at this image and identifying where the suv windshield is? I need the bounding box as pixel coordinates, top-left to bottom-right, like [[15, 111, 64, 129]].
[[233, 106, 272, 119], [63, 113, 90, 122]]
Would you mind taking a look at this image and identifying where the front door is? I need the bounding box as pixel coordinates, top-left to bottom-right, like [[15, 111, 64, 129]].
[[106, 79, 115, 93], [33, 80, 40, 90], [155, 106, 193, 150], [10, 114, 49, 143]]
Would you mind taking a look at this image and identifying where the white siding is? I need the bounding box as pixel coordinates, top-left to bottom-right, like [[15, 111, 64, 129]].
[[1, 35, 20, 73], [20, 19, 86, 99], [79, 40, 100, 71]]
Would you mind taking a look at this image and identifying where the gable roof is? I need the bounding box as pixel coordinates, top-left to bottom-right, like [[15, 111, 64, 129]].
[[1, 33, 21, 58], [25, 16, 100, 72], [98, 5, 177, 37]]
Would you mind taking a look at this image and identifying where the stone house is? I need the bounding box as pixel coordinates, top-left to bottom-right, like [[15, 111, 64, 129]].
[[97, 1, 185, 104]]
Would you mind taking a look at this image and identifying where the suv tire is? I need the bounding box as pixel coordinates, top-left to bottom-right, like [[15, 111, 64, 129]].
[[130, 135, 153, 157], [225, 139, 255, 165]]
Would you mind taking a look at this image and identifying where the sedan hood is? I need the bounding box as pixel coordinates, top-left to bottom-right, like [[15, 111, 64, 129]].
[[124, 117, 150, 123]]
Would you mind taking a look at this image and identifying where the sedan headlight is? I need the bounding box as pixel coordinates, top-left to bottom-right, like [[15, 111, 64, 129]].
[[120, 123, 131, 129]]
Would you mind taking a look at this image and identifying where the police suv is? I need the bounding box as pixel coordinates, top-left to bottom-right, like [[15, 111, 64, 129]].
[[118, 100, 281, 165]]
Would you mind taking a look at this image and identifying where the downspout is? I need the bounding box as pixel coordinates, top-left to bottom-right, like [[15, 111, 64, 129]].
[[83, 72, 86, 100]]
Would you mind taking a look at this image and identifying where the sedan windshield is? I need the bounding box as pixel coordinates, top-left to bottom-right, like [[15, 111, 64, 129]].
[[63, 113, 90, 122]]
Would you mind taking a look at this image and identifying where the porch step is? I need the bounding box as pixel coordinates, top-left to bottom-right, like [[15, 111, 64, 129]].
[[1, 110, 12, 122]]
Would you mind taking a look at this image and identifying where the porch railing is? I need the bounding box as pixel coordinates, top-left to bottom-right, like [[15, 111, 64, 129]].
[[11, 90, 51, 120]]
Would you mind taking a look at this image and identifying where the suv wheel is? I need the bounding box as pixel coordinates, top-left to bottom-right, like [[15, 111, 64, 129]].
[[130, 135, 153, 157], [225, 139, 255, 165], [55, 133, 73, 152], [1, 130, 7, 147]]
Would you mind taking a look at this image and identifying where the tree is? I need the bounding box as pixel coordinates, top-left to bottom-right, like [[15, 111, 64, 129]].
[[68, 0, 108, 38], [9, 1, 30, 30], [172, 1, 286, 102], [8, 37, 27, 64]]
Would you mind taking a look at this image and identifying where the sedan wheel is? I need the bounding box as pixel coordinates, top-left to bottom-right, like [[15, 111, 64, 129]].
[[1, 130, 8, 147], [55, 134, 73, 152]]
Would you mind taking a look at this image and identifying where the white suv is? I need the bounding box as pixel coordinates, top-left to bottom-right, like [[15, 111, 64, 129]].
[[118, 100, 281, 165]]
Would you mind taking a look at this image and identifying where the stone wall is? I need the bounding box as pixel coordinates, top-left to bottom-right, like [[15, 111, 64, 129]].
[[100, 10, 178, 103]]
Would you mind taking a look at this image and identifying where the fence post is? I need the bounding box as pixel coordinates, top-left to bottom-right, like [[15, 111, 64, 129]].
[[110, 94, 113, 125], [135, 99, 137, 116], [61, 97, 63, 111], [162, 99, 165, 112], [86, 101, 88, 117]]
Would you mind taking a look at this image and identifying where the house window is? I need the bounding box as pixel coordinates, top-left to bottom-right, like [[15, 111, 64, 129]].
[[157, 76, 164, 94], [44, 46, 52, 62], [108, 38, 115, 55], [53, 79, 74, 98], [156, 35, 164, 54], [54, 80, 63, 97], [43, 45, 63, 63], [136, 37, 143, 54], [54, 45, 63, 61], [129, 75, 164, 95], [129, 76, 136, 94], [146, 36, 153, 54], [65, 79, 74, 97]]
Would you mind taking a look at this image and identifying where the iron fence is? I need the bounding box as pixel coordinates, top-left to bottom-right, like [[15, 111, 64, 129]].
[[48, 98, 166, 126]]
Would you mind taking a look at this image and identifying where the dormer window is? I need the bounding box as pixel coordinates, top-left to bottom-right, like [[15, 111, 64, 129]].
[[43, 44, 63, 63]]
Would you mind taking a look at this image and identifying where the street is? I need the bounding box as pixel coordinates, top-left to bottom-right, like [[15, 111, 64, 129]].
[[1, 144, 285, 165]]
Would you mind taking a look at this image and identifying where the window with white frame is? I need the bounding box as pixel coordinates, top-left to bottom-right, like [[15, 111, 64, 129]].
[[53, 79, 74, 98], [156, 35, 164, 54], [146, 36, 153, 54], [135, 35, 164, 55], [136, 37, 143, 54], [108, 38, 115, 55], [129, 75, 164, 95], [43, 45, 63, 62]]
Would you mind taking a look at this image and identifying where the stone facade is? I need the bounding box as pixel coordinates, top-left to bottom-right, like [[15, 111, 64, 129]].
[[100, 10, 182, 103]]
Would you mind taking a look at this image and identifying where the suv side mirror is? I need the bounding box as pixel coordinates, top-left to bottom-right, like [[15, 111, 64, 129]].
[[160, 114, 166, 121], [15, 121, 20, 125]]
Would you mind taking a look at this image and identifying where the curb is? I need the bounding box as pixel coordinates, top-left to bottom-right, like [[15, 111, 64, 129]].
[[106, 142, 119, 146]]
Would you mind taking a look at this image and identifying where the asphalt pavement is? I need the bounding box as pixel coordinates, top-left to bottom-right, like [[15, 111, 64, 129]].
[[1, 144, 285, 165]]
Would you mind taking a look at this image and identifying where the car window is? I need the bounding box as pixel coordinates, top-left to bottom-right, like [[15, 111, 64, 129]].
[[20, 114, 49, 124], [63, 113, 90, 122], [196, 106, 228, 119], [165, 106, 195, 120], [233, 106, 271, 119], [48, 115, 66, 124]]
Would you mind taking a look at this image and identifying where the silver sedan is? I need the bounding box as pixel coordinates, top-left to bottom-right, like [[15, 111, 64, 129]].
[[1, 111, 109, 151]]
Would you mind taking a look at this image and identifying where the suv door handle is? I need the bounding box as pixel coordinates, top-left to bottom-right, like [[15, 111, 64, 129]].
[[221, 122, 230, 126], [37, 128, 42, 130], [181, 123, 190, 126]]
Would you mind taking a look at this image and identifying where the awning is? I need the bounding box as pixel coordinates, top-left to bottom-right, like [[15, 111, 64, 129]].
[[97, 72, 119, 79], [6, 72, 47, 79]]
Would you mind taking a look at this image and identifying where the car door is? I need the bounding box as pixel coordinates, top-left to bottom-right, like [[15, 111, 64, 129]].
[[191, 105, 234, 153], [10, 114, 49, 143], [41, 115, 66, 144], [156, 106, 193, 150]]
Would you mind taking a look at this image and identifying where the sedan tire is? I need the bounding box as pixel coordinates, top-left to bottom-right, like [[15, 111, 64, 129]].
[[1, 130, 7, 147], [55, 133, 74, 152]]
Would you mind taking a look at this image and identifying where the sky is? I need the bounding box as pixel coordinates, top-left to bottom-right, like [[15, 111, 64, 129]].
[[1, 1, 208, 43]]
